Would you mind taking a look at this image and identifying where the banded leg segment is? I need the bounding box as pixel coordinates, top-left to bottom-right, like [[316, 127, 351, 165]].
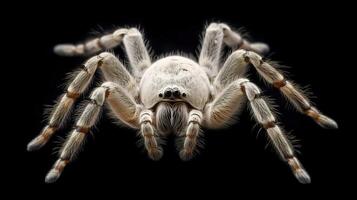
[[27, 55, 102, 151], [55, 27, 151, 78], [215, 49, 337, 129], [140, 110, 163, 160], [243, 50, 337, 128], [179, 110, 202, 161], [28, 53, 136, 151], [54, 28, 129, 56], [45, 86, 106, 183], [241, 81, 311, 183], [45, 82, 141, 183]]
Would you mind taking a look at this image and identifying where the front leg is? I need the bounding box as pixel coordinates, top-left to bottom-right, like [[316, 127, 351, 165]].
[[139, 110, 163, 160], [45, 81, 141, 183], [179, 110, 203, 161]]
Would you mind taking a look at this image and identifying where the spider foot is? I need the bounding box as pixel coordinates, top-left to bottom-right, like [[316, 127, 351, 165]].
[[45, 169, 61, 183], [316, 114, 338, 129], [179, 150, 195, 161], [288, 157, 311, 184], [45, 159, 68, 183], [27, 136, 46, 151], [27, 126, 56, 151], [305, 107, 338, 129], [294, 169, 311, 184], [148, 148, 163, 161]]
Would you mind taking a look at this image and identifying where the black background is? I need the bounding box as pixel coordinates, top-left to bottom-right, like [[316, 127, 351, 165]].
[[6, 1, 353, 197]]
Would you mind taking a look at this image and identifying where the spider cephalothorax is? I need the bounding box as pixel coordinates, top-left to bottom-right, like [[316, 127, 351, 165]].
[[28, 23, 337, 184]]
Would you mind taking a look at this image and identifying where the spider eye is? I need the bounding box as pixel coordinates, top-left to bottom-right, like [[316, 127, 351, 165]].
[[182, 93, 186, 97], [173, 90, 180, 98], [164, 90, 172, 98], [159, 93, 163, 98]]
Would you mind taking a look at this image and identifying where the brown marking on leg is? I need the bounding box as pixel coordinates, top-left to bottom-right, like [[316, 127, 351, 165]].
[[186, 126, 198, 139], [76, 126, 90, 134], [262, 121, 276, 129], [66, 91, 80, 99], [287, 157, 301, 172], [273, 79, 287, 88], [41, 125, 57, 140], [54, 159, 69, 173], [60, 95, 76, 110], [305, 107, 321, 121]]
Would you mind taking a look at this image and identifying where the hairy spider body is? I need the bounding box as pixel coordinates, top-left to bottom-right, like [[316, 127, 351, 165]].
[[28, 23, 337, 184], [141, 56, 210, 137]]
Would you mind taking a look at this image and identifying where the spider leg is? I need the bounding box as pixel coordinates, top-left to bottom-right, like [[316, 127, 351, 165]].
[[55, 27, 151, 79], [214, 49, 337, 129], [203, 79, 248, 129], [199, 22, 269, 78], [45, 82, 141, 183], [199, 23, 224, 76], [27, 52, 136, 151], [179, 110, 202, 161], [204, 78, 311, 184], [54, 28, 129, 56], [219, 23, 270, 55], [139, 110, 163, 160], [123, 28, 152, 79]]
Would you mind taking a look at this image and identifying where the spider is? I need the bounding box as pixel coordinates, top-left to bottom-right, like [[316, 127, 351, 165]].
[[28, 22, 337, 184]]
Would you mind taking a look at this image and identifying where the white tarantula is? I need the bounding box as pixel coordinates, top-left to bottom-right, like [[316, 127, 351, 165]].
[[28, 22, 337, 184]]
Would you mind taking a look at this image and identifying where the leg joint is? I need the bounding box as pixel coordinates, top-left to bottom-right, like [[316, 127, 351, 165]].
[[76, 126, 90, 134], [262, 120, 276, 129], [66, 91, 80, 99], [273, 79, 287, 88]]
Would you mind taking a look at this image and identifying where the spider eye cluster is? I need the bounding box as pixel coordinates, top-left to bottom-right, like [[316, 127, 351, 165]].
[[159, 87, 186, 99]]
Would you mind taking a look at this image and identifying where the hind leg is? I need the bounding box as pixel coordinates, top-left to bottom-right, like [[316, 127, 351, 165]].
[[204, 78, 310, 183]]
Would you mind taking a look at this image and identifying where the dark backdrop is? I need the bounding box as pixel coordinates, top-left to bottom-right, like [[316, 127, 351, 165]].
[[6, 1, 353, 197]]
